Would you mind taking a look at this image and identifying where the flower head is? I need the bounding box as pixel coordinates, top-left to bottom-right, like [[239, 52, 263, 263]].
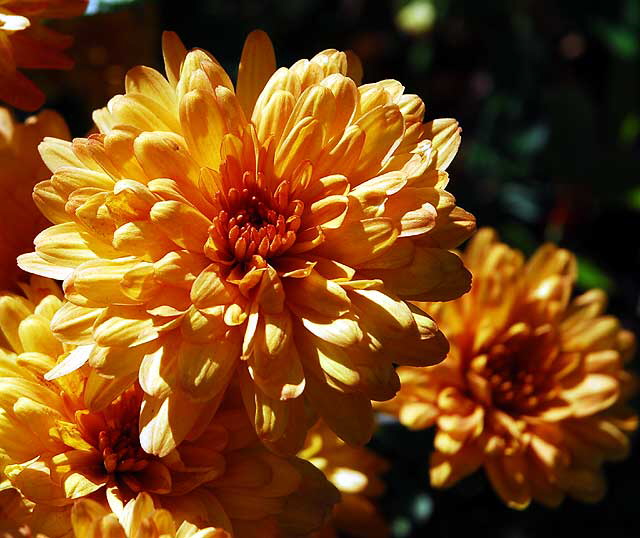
[[19, 30, 475, 454], [380, 229, 637, 508], [0, 0, 87, 110], [0, 277, 339, 537], [0, 107, 70, 289], [299, 421, 388, 538]]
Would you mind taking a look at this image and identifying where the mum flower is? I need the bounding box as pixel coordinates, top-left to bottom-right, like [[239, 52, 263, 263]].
[[0, 107, 70, 289], [299, 421, 388, 538], [19, 30, 475, 454], [379, 228, 637, 508], [0, 0, 87, 110], [0, 278, 339, 537]]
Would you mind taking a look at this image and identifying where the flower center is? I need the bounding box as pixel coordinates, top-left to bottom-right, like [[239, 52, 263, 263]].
[[473, 328, 559, 415], [96, 388, 150, 479], [206, 171, 304, 265]]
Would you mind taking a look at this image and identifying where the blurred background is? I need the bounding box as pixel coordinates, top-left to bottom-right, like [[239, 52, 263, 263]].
[[31, 0, 640, 536]]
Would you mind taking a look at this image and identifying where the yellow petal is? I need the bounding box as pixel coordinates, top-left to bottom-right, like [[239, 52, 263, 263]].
[[305, 374, 374, 445], [126, 65, 177, 116], [282, 85, 336, 142], [562, 374, 620, 417], [319, 74, 358, 140], [350, 288, 415, 338], [312, 125, 365, 179], [92, 305, 161, 347], [71, 499, 119, 538], [429, 445, 483, 489], [302, 194, 348, 230], [154, 250, 210, 289], [110, 93, 179, 132], [297, 332, 361, 391], [190, 264, 236, 309], [32, 180, 68, 224], [251, 321, 305, 400], [138, 337, 179, 399], [150, 200, 210, 252], [45, 345, 93, 381], [139, 392, 212, 457], [398, 400, 439, 430], [5, 460, 67, 505], [31, 223, 111, 271], [50, 302, 101, 345], [351, 105, 404, 183], [84, 370, 137, 412], [0, 295, 33, 353], [178, 336, 240, 401], [39, 137, 85, 173], [254, 89, 295, 145], [296, 309, 363, 349], [361, 247, 471, 301], [485, 456, 531, 510], [17, 252, 74, 281], [237, 30, 277, 117], [162, 31, 188, 88], [238, 366, 292, 445], [423, 118, 461, 171], [180, 89, 227, 170], [284, 270, 351, 318], [317, 217, 399, 266], [274, 117, 324, 179], [64, 257, 144, 307]]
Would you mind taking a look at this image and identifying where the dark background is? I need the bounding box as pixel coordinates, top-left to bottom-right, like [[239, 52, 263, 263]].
[[36, 1, 640, 536]]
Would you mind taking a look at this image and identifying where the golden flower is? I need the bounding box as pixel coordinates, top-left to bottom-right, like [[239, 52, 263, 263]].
[[379, 228, 637, 508], [0, 0, 87, 110], [0, 278, 339, 537], [19, 30, 475, 455], [299, 421, 388, 538], [0, 107, 70, 290], [71, 493, 229, 538]]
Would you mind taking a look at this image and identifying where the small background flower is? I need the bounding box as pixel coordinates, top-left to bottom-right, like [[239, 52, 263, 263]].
[[379, 228, 637, 509]]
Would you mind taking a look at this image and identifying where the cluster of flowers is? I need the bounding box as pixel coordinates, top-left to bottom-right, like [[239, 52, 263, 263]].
[[0, 2, 636, 536]]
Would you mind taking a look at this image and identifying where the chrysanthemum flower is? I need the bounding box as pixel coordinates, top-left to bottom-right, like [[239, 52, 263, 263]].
[[19, 29, 475, 454], [0, 107, 70, 290], [0, 0, 87, 110], [71, 493, 229, 538], [379, 228, 637, 508], [299, 421, 388, 538], [0, 277, 339, 537]]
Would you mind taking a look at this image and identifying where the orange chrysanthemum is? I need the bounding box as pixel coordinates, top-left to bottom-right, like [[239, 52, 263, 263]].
[[379, 228, 637, 508], [0, 106, 70, 290], [0, 0, 87, 110], [19, 30, 475, 455], [0, 278, 339, 538], [299, 421, 388, 538]]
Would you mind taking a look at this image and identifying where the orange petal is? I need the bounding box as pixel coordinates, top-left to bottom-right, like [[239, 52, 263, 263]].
[[237, 30, 277, 117]]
